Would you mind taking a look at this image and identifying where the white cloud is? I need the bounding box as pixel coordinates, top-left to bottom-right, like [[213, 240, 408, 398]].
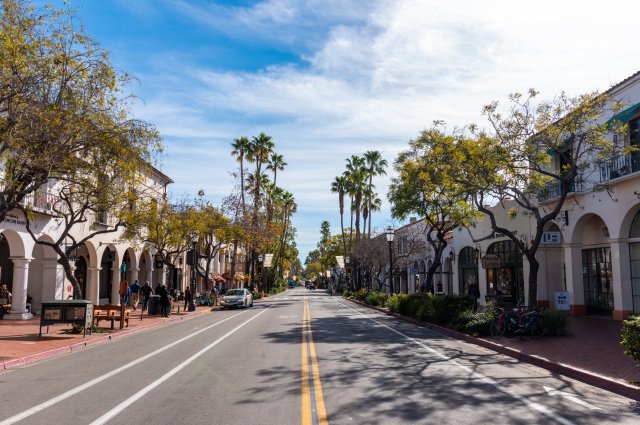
[[126, 0, 640, 260]]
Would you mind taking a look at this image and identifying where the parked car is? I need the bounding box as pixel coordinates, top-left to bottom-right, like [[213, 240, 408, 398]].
[[220, 289, 253, 309]]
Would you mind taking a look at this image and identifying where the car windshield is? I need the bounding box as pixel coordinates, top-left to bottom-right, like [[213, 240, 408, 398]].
[[225, 290, 244, 296]]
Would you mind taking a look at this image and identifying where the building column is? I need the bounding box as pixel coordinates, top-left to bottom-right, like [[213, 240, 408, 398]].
[[87, 267, 100, 305], [111, 265, 120, 305], [5, 258, 33, 320], [611, 239, 633, 320], [130, 267, 139, 284], [145, 268, 153, 286], [564, 243, 586, 316]]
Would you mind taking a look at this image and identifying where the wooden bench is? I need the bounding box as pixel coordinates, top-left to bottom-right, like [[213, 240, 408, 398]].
[[93, 304, 129, 329]]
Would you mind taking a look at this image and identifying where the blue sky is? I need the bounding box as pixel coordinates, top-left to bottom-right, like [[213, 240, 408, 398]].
[[50, 0, 639, 262]]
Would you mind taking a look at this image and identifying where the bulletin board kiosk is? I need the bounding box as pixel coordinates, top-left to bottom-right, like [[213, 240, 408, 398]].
[[39, 300, 94, 337]]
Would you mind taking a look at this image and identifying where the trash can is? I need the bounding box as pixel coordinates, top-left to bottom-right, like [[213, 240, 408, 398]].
[[148, 295, 160, 315]]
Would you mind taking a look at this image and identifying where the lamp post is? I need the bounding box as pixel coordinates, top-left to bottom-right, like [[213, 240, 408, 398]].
[[189, 234, 197, 311], [385, 226, 395, 295], [258, 254, 263, 292]]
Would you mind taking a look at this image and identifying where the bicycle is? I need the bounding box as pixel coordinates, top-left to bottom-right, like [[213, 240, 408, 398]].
[[490, 305, 547, 339]]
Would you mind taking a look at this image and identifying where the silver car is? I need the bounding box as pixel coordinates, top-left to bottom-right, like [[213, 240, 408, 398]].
[[220, 288, 253, 309]]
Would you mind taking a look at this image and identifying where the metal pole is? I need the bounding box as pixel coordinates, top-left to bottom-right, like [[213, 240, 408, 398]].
[[189, 241, 196, 311], [388, 241, 394, 295]]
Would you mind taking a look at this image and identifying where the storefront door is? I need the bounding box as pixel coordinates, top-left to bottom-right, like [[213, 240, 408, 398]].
[[582, 247, 613, 315]]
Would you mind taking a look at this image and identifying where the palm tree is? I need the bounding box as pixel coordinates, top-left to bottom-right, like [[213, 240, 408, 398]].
[[246, 133, 274, 285], [344, 155, 367, 242], [363, 150, 387, 238], [277, 191, 297, 279], [231, 136, 251, 212], [266, 153, 287, 187], [330, 175, 348, 258]]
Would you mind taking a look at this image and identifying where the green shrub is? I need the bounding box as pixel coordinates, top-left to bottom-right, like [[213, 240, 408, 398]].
[[365, 291, 389, 307], [428, 294, 475, 325], [541, 308, 570, 336], [342, 290, 355, 299], [463, 310, 495, 336], [397, 293, 430, 318], [387, 294, 402, 312], [251, 290, 262, 300], [621, 315, 640, 364], [355, 288, 368, 301]]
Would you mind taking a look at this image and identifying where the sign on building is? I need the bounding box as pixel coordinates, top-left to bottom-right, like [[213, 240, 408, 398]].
[[263, 254, 274, 267], [481, 254, 502, 269], [542, 232, 562, 245], [554, 291, 570, 311]]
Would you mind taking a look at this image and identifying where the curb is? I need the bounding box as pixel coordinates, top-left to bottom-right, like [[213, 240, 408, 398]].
[[346, 298, 640, 401], [0, 308, 211, 371]]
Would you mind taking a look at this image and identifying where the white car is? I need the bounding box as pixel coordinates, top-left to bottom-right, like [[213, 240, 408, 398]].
[[220, 288, 253, 309]]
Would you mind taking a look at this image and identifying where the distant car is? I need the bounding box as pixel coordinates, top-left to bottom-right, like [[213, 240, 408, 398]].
[[220, 288, 253, 309], [287, 281, 296, 289]]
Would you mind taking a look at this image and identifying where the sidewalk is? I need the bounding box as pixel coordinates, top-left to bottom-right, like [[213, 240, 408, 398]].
[[0, 304, 215, 370], [349, 300, 640, 401]]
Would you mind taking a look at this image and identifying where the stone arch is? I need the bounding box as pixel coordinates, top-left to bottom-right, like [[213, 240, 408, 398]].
[[569, 212, 609, 245], [98, 244, 120, 304]]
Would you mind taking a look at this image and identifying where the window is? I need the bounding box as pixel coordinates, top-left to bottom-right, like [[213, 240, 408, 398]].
[[630, 116, 640, 146]]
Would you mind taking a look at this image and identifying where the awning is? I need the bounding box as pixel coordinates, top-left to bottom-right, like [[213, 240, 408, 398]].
[[607, 102, 640, 127], [214, 275, 226, 282]]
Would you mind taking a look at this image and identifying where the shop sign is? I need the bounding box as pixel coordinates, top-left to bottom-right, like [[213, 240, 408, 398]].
[[554, 291, 570, 311], [542, 232, 562, 245], [481, 254, 502, 269]]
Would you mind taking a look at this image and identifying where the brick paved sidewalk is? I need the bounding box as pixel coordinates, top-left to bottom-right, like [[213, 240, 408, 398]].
[[0, 304, 216, 369], [479, 315, 640, 385]]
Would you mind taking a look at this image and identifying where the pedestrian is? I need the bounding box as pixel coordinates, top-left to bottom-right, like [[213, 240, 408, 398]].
[[141, 281, 153, 311], [212, 286, 219, 306], [184, 287, 192, 310], [130, 279, 141, 310], [468, 277, 480, 311], [157, 284, 170, 317], [119, 280, 129, 305]]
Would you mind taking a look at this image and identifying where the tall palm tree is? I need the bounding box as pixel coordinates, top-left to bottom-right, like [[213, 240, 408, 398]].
[[330, 175, 348, 258], [277, 191, 297, 279], [363, 150, 387, 238], [266, 153, 287, 187], [344, 155, 366, 242], [246, 133, 274, 286], [230, 136, 251, 212]]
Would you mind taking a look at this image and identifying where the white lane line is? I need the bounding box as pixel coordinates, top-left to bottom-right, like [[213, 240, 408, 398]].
[[89, 304, 274, 425], [336, 301, 575, 425], [0, 310, 250, 425]]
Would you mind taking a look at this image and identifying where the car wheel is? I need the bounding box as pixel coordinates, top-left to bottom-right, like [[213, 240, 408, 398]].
[[250, 301, 254, 307]]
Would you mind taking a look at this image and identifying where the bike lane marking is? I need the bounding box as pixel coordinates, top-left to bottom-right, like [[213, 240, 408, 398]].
[[0, 309, 252, 425], [337, 301, 574, 425], [88, 304, 274, 425]]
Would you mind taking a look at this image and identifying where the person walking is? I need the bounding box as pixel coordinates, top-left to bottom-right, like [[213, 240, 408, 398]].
[[119, 280, 129, 306], [183, 287, 192, 311], [141, 281, 153, 311], [130, 280, 141, 310], [157, 284, 170, 317], [212, 286, 219, 306]]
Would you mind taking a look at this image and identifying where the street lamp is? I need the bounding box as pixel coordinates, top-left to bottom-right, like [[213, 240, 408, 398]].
[[257, 254, 263, 291], [385, 226, 395, 295], [189, 234, 198, 311]]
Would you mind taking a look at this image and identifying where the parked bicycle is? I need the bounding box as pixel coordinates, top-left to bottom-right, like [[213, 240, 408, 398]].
[[490, 305, 547, 338]]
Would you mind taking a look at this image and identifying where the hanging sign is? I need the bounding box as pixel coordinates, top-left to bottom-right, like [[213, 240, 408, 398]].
[[263, 254, 274, 268]]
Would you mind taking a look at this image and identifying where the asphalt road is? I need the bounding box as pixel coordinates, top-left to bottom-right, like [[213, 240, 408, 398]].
[[1, 287, 639, 425]]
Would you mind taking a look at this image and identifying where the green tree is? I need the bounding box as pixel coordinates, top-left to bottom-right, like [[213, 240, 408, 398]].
[[0, 0, 160, 222], [389, 125, 478, 290], [231, 136, 251, 213], [363, 150, 388, 238], [330, 175, 348, 259], [461, 90, 621, 307]]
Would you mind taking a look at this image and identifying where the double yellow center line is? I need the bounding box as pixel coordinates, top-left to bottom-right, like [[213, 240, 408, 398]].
[[301, 297, 328, 425]]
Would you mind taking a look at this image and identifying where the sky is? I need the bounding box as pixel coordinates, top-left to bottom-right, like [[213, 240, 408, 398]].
[[49, 0, 640, 262]]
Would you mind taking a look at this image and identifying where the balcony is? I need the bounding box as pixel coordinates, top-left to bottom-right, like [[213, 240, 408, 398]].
[[599, 151, 640, 182], [537, 179, 584, 202], [20, 190, 58, 216]]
